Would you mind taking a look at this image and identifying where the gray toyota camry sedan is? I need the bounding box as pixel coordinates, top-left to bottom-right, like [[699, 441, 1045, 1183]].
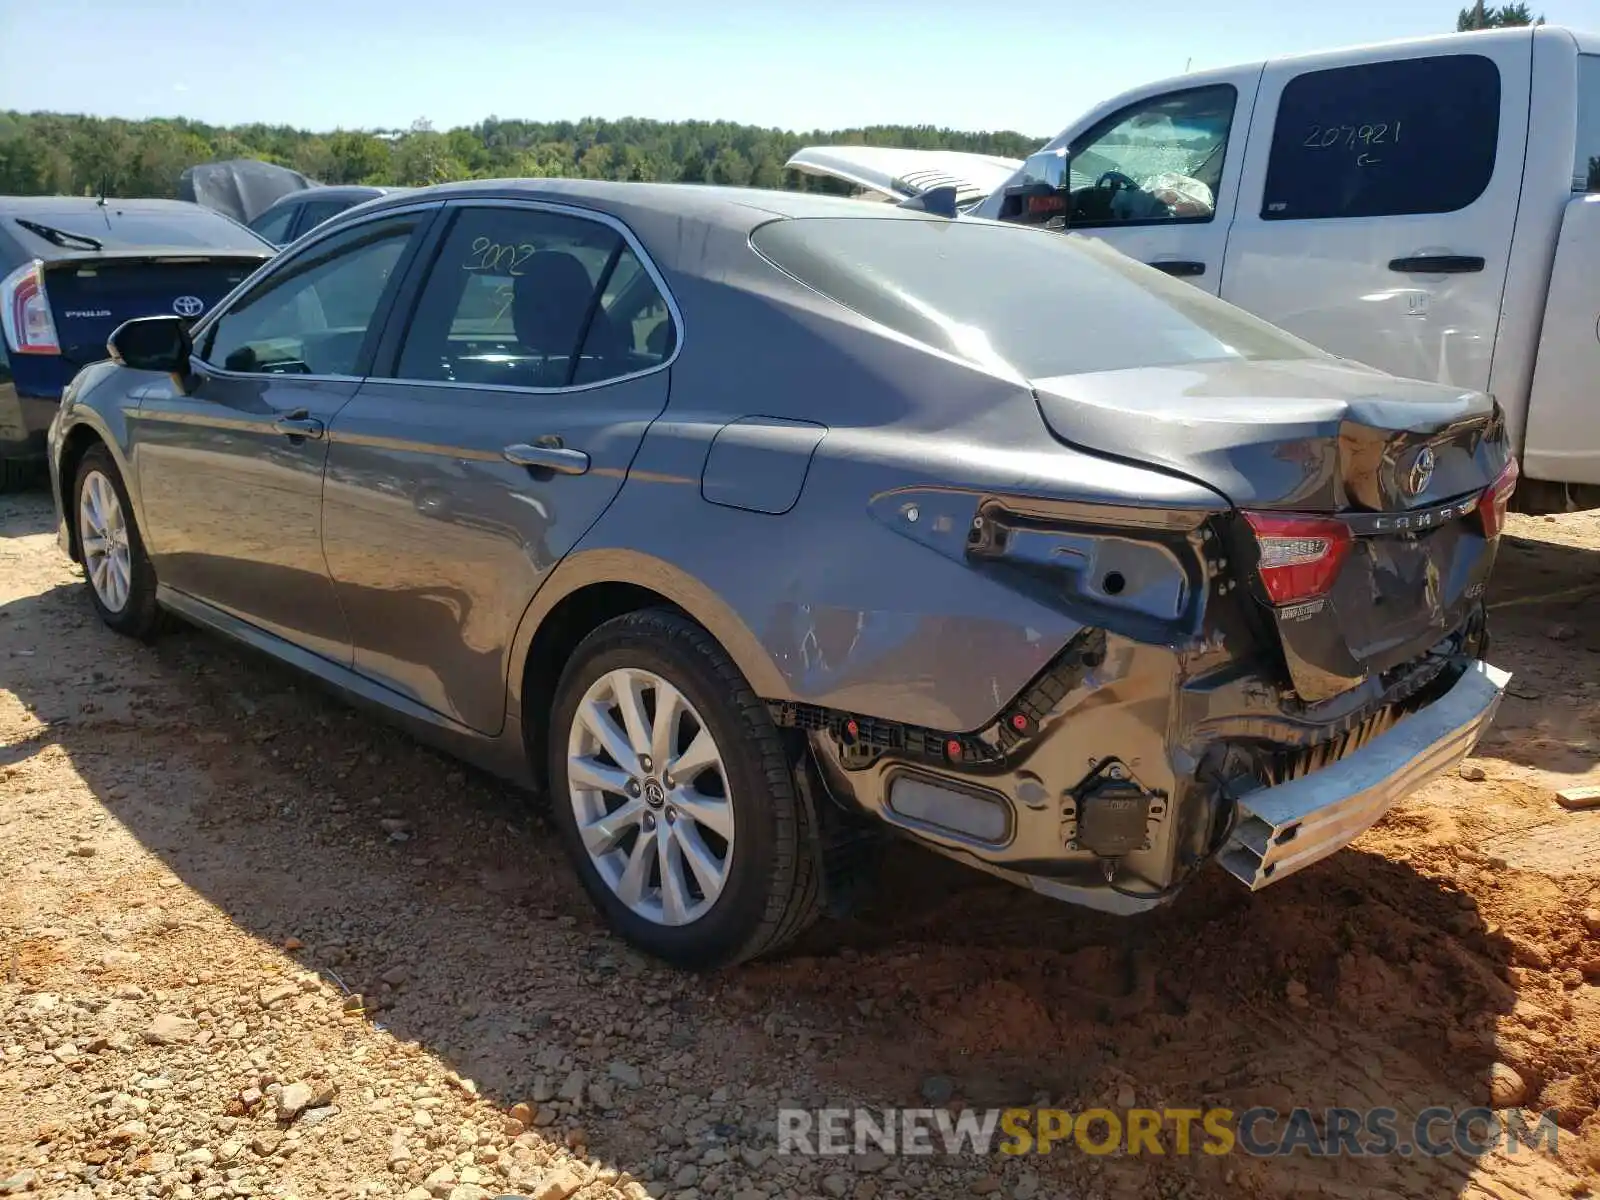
[[47, 179, 1515, 968]]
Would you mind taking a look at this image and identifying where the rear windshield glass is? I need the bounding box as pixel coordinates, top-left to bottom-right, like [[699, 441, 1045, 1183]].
[[10, 206, 270, 254], [750, 216, 1323, 379]]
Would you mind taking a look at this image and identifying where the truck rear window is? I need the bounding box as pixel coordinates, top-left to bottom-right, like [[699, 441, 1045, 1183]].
[[750, 216, 1322, 379]]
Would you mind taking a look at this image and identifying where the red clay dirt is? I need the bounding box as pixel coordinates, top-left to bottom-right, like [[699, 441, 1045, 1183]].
[[3, 489, 1599, 1200]]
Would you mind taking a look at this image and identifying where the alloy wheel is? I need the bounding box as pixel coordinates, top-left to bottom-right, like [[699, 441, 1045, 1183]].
[[79, 469, 132, 614], [565, 667, 735, 926]]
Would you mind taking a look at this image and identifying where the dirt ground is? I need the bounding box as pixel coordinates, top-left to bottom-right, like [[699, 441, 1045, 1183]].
[[3, 485, 1600, 1200]]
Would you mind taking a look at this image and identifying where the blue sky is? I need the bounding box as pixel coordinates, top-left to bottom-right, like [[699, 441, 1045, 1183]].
[[2, 0, 1595, 138]]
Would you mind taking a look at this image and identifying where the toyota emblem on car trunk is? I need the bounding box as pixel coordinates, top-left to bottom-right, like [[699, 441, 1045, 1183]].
[[1406, 446, 1436, 496], [173, 295, 204, 318]]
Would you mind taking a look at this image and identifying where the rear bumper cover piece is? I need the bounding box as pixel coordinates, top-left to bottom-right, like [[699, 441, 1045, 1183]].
[[1218, 659, 1509, 889]]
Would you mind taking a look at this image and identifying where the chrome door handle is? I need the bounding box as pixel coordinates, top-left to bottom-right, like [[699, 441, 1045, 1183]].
[[273, 413, 324, 440], [502, 441, 590, 475]]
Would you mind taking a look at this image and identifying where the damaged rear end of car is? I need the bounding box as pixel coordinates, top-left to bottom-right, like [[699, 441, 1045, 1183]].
[[750, 213, 1512, 911]]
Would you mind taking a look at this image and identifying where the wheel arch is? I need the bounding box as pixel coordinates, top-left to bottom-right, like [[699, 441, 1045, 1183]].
[[57, 421, 114, 562], [509, 549, 791, 796]]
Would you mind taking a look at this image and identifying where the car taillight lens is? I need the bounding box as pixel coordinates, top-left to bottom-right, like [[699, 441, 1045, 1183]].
[[1243, 511, 1353, 604], [0, 260, 60, 355], [1477, 457, 1518, 539]]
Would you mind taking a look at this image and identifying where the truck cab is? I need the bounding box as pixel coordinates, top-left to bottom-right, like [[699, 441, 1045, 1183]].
[[793, 25, 1600, 513]]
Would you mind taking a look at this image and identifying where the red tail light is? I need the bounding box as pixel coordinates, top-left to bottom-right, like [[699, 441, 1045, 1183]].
[[1476, 457, 1518, 539], [1242, 511, 1353, 604], [0, 260, 60, 355]]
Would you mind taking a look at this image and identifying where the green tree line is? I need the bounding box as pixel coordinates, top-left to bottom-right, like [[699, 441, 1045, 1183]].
[[0, 111, 1044, 199], [1456, 2, 1543, 29]]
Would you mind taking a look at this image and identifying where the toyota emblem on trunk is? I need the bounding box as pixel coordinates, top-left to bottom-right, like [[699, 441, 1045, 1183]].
[[173, 295, 204, 318], [1406, 446, 1436, 496]]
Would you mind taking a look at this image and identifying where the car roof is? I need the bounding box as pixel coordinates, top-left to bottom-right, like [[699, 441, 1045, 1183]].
[[308, 185, 396, 198], [0, 195, 221, 217], [341, 177, 980, 283], [261, 184, 403, 210], [362, 177, 946, 235]]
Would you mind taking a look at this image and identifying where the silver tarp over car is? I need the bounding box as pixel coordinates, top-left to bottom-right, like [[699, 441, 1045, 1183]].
[[177, 160, 314, 224]]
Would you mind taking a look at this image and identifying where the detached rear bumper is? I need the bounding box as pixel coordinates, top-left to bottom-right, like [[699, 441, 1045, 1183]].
[[1218, 659, 1509, 889]]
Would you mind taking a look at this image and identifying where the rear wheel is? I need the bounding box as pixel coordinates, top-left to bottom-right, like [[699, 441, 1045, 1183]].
[[74, 445, 161, 639], [548, 609, 821, 968]]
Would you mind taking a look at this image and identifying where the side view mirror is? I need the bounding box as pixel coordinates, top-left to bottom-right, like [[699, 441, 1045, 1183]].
[[897, 185, 960, 218], [108, 315, 193, 378]]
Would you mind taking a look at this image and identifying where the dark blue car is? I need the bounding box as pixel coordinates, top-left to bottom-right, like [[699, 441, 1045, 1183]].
[[245, 185, 409, 248], [0, 196, 274, 489]]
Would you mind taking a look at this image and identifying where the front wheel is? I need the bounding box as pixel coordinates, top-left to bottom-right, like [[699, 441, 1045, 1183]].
[[547, 609, 821, 968], [74, 445, 162, 639]]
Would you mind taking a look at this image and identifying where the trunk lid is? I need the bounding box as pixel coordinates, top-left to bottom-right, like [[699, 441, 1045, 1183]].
[[1032, 357, 1511, 702], [42, 251, 265, 366]]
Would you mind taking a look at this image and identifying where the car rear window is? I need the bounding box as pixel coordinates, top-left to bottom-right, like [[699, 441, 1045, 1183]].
[[750, 216, 1322, 379], [10, 206, 270, 254]]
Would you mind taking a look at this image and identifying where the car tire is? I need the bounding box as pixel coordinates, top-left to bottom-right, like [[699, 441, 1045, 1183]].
[[548, 608, 822, 969], [74, 445, 162, 640]]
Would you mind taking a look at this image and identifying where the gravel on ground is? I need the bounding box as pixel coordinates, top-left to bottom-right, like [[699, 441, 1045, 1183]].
[[3, 488, 1599, 1199]]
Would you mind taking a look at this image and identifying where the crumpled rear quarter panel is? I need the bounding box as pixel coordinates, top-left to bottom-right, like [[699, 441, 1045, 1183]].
[[559, 247, 1229, 734]]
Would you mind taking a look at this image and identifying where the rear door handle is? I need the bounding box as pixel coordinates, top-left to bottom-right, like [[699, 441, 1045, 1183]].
[[1147, 260, 1206, 278], [503, 440, 590, 476], [273, 411, 324, 440], [1388, 255, 1485, 274]]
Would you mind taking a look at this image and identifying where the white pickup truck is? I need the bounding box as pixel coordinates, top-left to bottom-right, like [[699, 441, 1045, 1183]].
[[787, 25, 1600, 513]]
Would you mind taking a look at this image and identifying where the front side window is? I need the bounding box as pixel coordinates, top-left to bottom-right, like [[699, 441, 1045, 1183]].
[[1262, 54, 1501, 220], [391, 206, 675, 388], [1575, 54, 1600, 192], [999, 86, 1235, 229], [199, 214, 418, 376]]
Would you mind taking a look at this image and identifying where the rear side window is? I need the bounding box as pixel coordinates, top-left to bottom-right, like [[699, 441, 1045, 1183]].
[[752, 216, 1323, 380], [1261, 54, 1501, 220], [389, 205, 675, 388], [1576, 55, 1600, 192]]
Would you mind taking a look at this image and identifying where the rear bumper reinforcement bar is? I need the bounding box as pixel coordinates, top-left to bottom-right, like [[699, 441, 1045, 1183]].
[[1219, 659, 1510, 889]]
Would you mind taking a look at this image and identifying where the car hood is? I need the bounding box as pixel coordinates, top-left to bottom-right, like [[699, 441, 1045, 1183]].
[[1031, 356, 1500, 512]]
